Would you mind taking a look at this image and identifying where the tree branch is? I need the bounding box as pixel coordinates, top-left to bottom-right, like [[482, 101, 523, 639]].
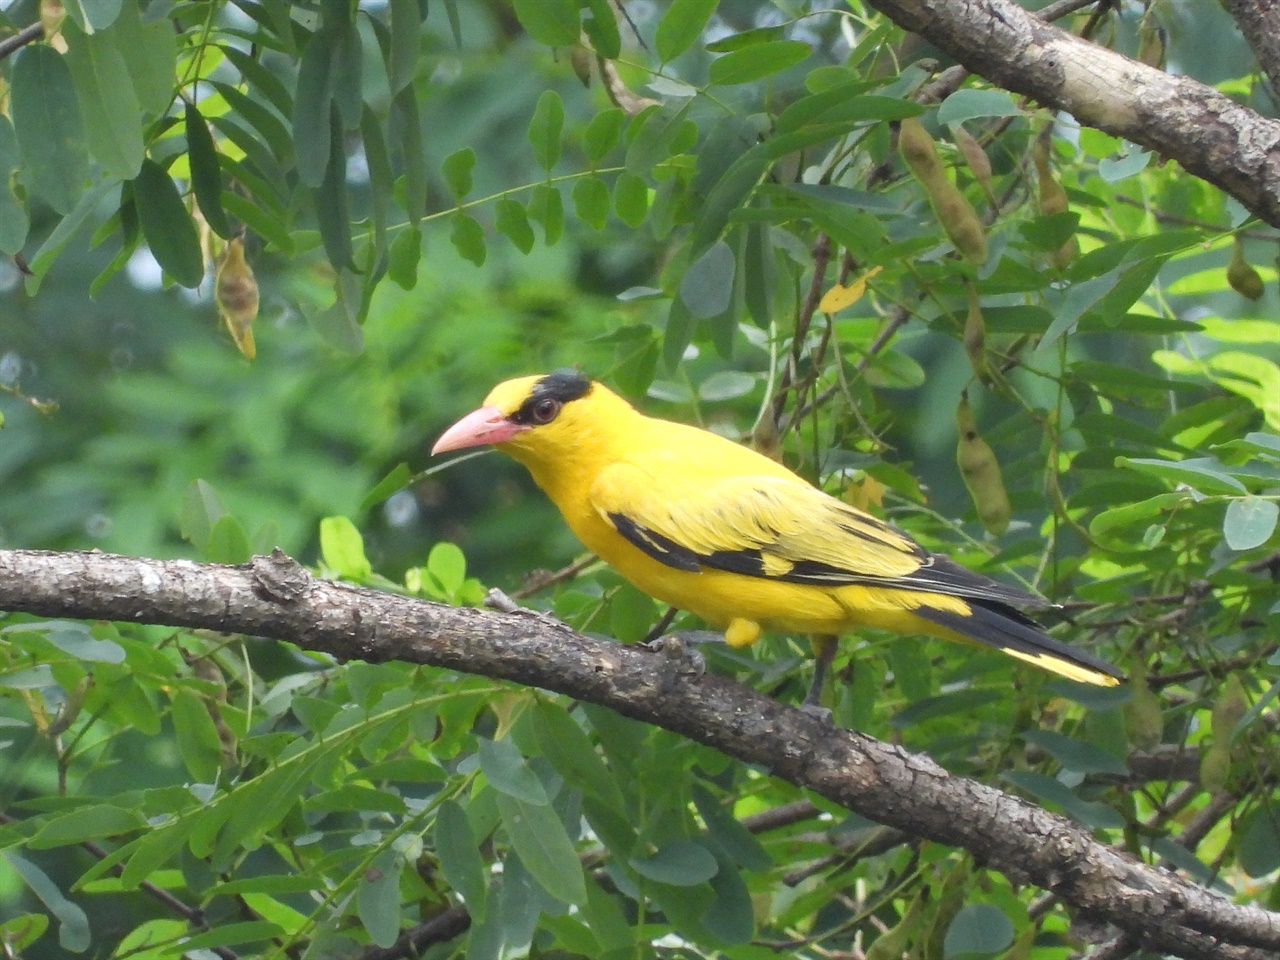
[[1222, 0, 1280, 101], [0, 548, 1278, 959], [0, 21, 42, 62], [862, 0, 1280, 228]]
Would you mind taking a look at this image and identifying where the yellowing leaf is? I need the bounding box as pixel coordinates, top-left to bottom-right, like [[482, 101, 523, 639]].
[[819, 265, 882, 313]]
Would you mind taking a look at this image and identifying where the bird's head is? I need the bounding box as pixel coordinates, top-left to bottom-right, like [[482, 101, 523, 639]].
[[432, 370, 615, 469]]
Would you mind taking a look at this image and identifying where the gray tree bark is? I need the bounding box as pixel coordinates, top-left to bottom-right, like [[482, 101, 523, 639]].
[[0, 547, 1277, 960]]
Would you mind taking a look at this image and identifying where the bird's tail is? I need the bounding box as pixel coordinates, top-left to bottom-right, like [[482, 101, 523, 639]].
[[915, 600, 1123, 687]]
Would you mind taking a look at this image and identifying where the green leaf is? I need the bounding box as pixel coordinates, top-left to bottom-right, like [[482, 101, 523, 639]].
[[320, 516, 372, 579], [293, 23, 336, 187], [442, 147, 476, 201], [707, 25, 786, 53], [40, 623, 125, 664], [698, 371, 757, 402], [583, 108, 625, 166], [393, 86, 427, 223], [496, 793, 588, 905], [11, 45, 88, 215], [708, 40, 811, 86], [388, 226, 423, 290], [582, 0, 621, 58], [29, 805, 145, 849], [357, 849, 401, 948], [479, 737, 549, 804], [655, 0, 717, 62], [220, 46, 293, 118], [528, 90, 565, 172], [572, 176, 610, 230], [1224, 496, 1279, 551], [63, 23, 144, 178], [111, 1, 175, 117], [1115, 456, 1247, 495], [0, 914, 48, 953], [936, 88, 1022, 124], [3, 853, 90, 953], [528, 183, 565, 245], [206, 515, 252, 564], [613, 172, 649, 228], [943, 903, 1014, 958], [64, 0, 122, 32], [0, 115, 29, 255], [1020, 730, 1128, 776], [496, 198, 536, 254], [329, 16, 364, 130], [170, 921, 284, 953], [691, 786, 771, 872], [1239, 805, 1280, 877], [625, 101, 692, 175], [361, 106, 394, 255], [435, 801, 488, 922], [531, 702, 624, 809], [680, 240, 735, 319], [170, 689, 223, 784], [181, 480, 227, 551], [186, 103, 233, 240], [511, 0, 580, 46], [1002, 770, 1125, 830], [630, 839, 719, 886], [132, 159, 204, 288], [387, 0, 422, 93], [450, 212, 487, 266], [664, 298, 696, 372], [427, 541, 467, 597], [315, 108, 354, 270]]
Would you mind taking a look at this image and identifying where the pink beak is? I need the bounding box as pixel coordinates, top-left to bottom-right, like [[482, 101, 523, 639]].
[[431, 405, 529, 455]]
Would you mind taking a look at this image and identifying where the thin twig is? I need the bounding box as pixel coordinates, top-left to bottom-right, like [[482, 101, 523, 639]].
[[0, 21, 42, 61]]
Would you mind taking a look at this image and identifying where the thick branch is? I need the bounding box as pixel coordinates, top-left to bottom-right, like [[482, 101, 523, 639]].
[[1222, 0, 1280, 100], [0, 548, 1277, 959], [863, 0, 1280, 228]]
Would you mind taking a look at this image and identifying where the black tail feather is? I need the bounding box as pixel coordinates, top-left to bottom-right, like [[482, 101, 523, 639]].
[[914, 599, 1124, 686]]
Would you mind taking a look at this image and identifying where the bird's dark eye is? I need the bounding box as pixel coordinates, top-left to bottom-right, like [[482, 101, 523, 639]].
[[531, 398, 561, 424]]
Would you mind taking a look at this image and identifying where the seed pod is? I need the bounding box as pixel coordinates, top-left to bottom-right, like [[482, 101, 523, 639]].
[[1211, 673, 1249, 743], [933, 182, 988, 264], [952, 123, 994, 203], [1200, 741, 1231, 793], [1033, 137, 1077, 269], [1123, 671, 1162, 751], [1227, 235, 1265, 300], [956, 394, 1011, 536], [901, 117, 988, 264], [899, 116, 944, 182], [569, 44, 594, 87], [963, 283, 990, 384], [216, 238, 259, 359]]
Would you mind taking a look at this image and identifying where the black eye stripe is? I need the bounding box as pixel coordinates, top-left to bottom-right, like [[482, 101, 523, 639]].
[[510, 371, 592, 425]]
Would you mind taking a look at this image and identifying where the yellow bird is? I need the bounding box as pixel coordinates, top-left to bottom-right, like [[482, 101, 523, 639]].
[[433, 371, 1123, 706]]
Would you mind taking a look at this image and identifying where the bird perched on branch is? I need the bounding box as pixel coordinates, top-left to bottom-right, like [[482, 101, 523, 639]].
[[432, 371, 1123, 708]]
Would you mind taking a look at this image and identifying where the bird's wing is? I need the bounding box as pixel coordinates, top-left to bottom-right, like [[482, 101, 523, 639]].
[[590, 466, 1037, 605]]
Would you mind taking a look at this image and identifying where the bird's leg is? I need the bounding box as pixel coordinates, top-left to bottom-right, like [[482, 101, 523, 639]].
[[801, 635, 838, 719], [484, 588, 566, 629], [641, 606, 680, 645], [645, 617, 759, 677]]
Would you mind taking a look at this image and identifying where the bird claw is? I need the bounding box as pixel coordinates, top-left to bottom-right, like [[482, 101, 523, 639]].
[[484, 588, 565, 629], [644, 631, 723, 677], [799, 702, 834, 724]]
